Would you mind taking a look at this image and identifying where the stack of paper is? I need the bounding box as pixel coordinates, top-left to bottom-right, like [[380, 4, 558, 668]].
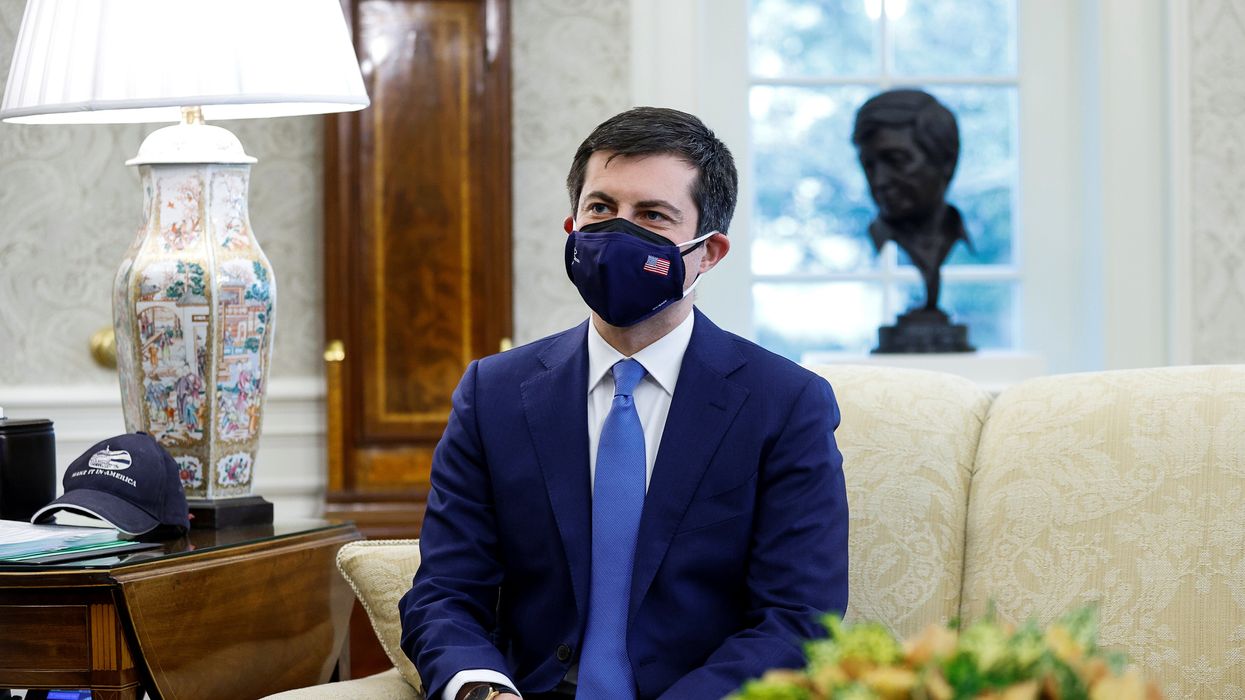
[[0, 519, 120, 560]]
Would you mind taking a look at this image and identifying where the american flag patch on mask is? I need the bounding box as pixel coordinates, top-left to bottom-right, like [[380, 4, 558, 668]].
[[643, 255, 671, 276]]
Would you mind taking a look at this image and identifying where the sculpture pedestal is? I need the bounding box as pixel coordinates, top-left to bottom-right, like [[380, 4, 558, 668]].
[[873, 308, 974, 354]]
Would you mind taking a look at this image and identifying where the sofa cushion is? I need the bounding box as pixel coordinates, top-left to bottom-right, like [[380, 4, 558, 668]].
[[260, 668, 422, 700], [809, 364, 991, 638], [962, 365, 1245, 698], [337, 539, 424, 693]]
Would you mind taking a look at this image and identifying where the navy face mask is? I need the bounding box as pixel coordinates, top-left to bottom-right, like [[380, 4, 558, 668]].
[[564, 218, 715, 327]]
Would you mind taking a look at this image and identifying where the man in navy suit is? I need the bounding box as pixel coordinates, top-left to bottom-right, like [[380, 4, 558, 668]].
[[400, 107, 848, 700]]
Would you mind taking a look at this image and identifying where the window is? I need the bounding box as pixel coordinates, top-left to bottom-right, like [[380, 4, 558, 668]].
[[747, 0, 1020, 360], [631, 0, 1169, 374]]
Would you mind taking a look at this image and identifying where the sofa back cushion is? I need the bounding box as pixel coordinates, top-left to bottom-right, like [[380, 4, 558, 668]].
[[809, 364, 991, 638], [962, 365, 1245, 698], [337, 539, 424, 692]]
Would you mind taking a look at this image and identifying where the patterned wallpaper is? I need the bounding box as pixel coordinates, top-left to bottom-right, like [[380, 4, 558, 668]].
[[1189, 0, 1245, 363], [0, 0, 324, 384], [511, 0, 631, 343], [0, 0, 625, 386], [4, 0, 1239, 380], [6, 0, 1242, 378]]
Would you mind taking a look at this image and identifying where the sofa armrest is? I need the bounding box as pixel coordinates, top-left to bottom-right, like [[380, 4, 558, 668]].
[[261, 668, 423, 699], [337, 539, 425, 692]]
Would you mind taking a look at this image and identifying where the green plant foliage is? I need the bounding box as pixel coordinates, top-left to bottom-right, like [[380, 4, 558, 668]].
[[728, 607, 1154, 700]]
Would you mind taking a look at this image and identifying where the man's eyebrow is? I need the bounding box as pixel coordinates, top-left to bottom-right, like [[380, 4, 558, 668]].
[[635, 199, 685, 221], [581, 191, 617, 207]]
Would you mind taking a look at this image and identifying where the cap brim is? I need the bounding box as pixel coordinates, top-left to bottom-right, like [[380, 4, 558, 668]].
[[31, 489, 159, 536]]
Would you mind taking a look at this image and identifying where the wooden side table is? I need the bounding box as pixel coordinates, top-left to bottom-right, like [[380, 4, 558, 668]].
[[0, 521, 362, 700]]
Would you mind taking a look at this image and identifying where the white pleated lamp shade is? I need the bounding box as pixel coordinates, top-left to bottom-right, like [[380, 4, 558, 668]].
[[1, 0, 369, 124]]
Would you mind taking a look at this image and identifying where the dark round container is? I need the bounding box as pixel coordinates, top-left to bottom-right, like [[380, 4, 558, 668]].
[[0, 416, 56, 522]]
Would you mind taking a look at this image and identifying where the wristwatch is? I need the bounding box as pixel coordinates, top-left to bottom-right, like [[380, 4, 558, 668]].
[[461, 683, 518, 700]]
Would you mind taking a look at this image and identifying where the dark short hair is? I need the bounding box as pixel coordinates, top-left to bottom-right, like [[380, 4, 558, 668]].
[[566, 107, 738, 236], [852, 89, 960, 177]]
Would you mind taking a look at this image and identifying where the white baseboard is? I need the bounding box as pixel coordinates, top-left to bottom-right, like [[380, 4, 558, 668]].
[[0, 377, 328, 522]]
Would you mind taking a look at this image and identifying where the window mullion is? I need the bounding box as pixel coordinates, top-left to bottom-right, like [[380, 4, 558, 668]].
[[879, 0, 891, 88]]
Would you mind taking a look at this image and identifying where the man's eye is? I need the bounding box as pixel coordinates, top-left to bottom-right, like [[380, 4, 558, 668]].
[[884, 150, 912, 167], [641, 211, 668, 222], [586, 203, 610, 215]]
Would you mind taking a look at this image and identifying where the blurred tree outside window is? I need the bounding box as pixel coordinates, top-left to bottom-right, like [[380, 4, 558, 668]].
[[749, 0, 1020, 360]]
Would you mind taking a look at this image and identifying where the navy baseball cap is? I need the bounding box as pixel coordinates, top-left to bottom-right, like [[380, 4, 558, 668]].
[[31, 432, 190, 539]]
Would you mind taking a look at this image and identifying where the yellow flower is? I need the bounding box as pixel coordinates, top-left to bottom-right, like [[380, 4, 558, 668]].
[[732, 607, 1165, 700], [998, 680, 1040, 700], [1008, 625, 1045, 669], [827, 616, 903, 667], [757, 669, 811, 688], [903, 624, 958, 667], [1045, 624, 1085, 664], [809, 661, 848, 694], [859, 666, 918, 700], [1090, 669, 1148, 700], [838, 655, 875, 680], [1081, 657, 1110, 686], [959, 619, 1010, 673], [922, 669, 954, 700]]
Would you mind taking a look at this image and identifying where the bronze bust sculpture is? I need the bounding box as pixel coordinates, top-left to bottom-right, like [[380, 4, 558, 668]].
[[853, 89, 974, 353]]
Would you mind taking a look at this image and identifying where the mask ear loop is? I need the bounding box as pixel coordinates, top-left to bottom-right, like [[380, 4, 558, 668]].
[[682, 273, 706, 299], [679, 231, 719, 298], [677, 230, 718, 257]]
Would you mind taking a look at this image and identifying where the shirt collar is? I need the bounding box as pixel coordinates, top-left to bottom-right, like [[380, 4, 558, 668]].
[[587, 311, 696, 397]]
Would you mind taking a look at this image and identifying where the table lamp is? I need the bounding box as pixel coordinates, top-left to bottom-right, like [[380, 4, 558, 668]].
[[1, 0, 369, 526]]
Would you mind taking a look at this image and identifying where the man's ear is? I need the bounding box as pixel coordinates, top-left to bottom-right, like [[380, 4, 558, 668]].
[[564, 216, 576, 234], [698, 232, 731, 272]]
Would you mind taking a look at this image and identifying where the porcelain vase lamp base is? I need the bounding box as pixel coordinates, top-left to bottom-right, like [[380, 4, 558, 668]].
[[113, 115, 276, 526]]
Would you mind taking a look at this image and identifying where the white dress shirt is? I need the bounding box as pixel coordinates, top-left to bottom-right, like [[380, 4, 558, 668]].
[[586, 310, 695, 493], [443, 312, 696, 700]]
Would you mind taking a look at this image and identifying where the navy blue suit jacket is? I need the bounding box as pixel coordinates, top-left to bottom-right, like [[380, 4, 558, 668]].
[[400, 310, 848, 699]]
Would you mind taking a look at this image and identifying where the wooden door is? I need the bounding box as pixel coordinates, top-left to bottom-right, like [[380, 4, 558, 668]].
[[324, 0, 512, 540]]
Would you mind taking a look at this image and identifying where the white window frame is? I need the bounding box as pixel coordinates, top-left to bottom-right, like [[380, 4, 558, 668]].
[[630, 0, 1173, 374]]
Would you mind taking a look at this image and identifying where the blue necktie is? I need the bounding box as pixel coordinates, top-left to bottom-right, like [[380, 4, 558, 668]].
[[577, 359, 647, 700]]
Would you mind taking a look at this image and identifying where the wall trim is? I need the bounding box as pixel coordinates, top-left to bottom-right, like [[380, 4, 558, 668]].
[[0, 376, 324, 408], [0, 375, 327, 521], [1166, 0, 1193, 365]]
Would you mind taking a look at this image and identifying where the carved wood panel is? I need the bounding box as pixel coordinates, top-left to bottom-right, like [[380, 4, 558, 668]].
[[324, 0, 512, 540]]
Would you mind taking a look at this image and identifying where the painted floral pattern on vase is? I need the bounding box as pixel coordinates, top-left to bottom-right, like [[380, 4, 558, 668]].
[[178, 456, 204, 490], [115, 164, 275, 500], [216, 452, 254, 487]]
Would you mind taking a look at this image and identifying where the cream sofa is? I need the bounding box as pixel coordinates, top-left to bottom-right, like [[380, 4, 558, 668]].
[[268, 364, 1245, 700]]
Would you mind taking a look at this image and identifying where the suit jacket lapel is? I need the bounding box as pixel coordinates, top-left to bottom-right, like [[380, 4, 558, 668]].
[[629, 310, 748, 621], [520, 322, 592, 620]]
